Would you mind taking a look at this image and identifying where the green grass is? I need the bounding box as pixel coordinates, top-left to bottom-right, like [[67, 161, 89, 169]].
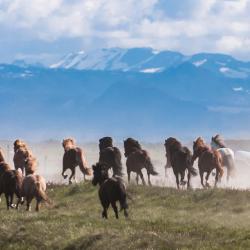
[[1, 183, 250, 249]]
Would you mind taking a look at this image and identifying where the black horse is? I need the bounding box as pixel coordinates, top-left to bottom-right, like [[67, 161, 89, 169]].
[[98, 137, 123, 177], [164, 137, 197, 189], [124, 138, 158, 185], [92, 162, 128, 219]]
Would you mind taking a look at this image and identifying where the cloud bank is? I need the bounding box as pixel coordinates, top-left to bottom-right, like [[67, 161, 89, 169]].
[[0, 0, 250, 63]]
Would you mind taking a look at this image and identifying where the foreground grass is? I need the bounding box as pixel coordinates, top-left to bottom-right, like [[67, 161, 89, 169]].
[[1, 183, 250, 249]]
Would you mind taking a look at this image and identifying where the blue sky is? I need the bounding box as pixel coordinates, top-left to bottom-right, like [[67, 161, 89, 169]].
[[0, 0, 250, 65]]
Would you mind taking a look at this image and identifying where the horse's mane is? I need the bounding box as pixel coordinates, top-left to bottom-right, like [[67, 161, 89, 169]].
[[99, 137, 113, 151], [212, 134, 226, 148], [194, 137, 210, 149], [62, 138, 76, 151], [14, 139, 28, 152], [164, 137, 182, 150]]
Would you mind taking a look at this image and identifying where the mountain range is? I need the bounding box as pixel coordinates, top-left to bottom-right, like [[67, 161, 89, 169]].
[[1, 48, 250, 141]]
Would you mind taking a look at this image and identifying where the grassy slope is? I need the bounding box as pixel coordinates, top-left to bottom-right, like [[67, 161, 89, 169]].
[[1, 183, 250, 250]]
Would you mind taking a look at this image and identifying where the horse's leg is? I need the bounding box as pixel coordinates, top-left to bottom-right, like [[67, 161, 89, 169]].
[[62, 168, 68, 179], [138, 170, 146, 185], [111, 201, 119, 219], [214, 169, 219, 187], [147, 173, 152, 186], [69, 168, 75, 185], [136, 173, 139, 185], [227, 167, 230, 182], [180, 171, 186, 186], [10, 193, 15, 208], [35, 199, 41, 212], [200, 171, 205, 188], [175, 173, 180, 189], [205, 170, 211, 188], [5, 194, 10, 210], [26, 197, 32, 211], [187, 171, 191, 189], [127, 171, 131, 184]]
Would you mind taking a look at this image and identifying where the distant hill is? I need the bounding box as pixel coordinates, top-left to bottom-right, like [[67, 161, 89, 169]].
[[1, 48, 250, 140]]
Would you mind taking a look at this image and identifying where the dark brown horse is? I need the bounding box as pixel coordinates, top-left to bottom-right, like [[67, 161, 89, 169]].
[[98, 137, 123, 177], [92, 162, 128, 219], [193, 137, 224, 188], [62, 138, 92, 184], [124, 138, 158, 185], [13, 139, 33, 175], [0, 162, 23, 210], [164, 137, 197, 189]]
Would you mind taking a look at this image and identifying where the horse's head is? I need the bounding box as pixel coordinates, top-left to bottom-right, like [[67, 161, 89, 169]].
[[99, 137, 113, 151], [211, 134, 226, 149], [14, 139, 27, 153], [92, 162, 109, 186], [124, 138, 142, 157], [62, 138, 76, 151], [192, 137, 208, 162]]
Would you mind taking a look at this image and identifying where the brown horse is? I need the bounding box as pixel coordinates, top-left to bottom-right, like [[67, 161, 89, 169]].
[[21, 174, 48, 211], [0, 162, 23, 210], [13, 139, 33, 175], [98, 137, 123, 177], [164, 137, 197, 189], [62, 138, 92, 184], [193, 137, 223, 188], [124, 138, 158, 185]]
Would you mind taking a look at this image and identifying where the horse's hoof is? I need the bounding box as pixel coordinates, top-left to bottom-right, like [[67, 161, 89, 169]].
[[10, 204, 16, 209], [180, 181, 187, 186]]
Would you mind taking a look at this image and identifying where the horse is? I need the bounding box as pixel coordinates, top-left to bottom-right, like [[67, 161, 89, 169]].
[[211, 134, 235, 181], [13, 139, 33, 176], [25, 156, 37, 175], [21, 174, 48, 211], [0, 162, 23, 210], [92, 162, 128, 219], [164, 137, 197, 189], [0, 147, 5, 163], [193, 137, 224, 188], [124, 138, 158, 185], [62, 138, 92, 184], [98, 137, 123, 177]]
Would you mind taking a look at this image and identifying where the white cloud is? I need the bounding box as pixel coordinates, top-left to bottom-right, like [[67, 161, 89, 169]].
[[0, 0, 250, 61]]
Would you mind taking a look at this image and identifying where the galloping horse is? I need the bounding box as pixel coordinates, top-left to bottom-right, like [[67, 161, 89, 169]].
[[164, 137, 197, 189], [211, 134, 235, 181], [98, 137, 123, 177], [13, 139, 33, 176], [62, 138, 92, 184], [193, 137, 223, 188], [124, 138, 158, 185]]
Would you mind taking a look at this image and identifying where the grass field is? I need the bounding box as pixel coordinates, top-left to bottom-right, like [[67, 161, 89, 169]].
[[1, 182, 250, 249]]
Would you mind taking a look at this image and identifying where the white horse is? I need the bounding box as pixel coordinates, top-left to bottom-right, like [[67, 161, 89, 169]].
[[211, 135, 235, 181]]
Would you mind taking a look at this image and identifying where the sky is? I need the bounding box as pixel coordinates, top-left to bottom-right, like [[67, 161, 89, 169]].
[[0, 0, 250, 65]]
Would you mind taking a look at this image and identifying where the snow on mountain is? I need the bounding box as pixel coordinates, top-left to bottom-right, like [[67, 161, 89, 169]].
[[50, 48, 250, 79]]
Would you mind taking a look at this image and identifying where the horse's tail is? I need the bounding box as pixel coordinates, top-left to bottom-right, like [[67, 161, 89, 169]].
[[141, 150, 158, 176], [214, 151, 224, 177], [78, 149, 92, 176], [35, 180, 49, 204], [184, 148, 197, 176]]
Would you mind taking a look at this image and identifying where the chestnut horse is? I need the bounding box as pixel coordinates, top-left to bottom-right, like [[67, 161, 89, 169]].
[[124, 138, 158, 185], [164, 137, 197, 189], [193, 137, 223, 188], [62, 138, 92, 184]]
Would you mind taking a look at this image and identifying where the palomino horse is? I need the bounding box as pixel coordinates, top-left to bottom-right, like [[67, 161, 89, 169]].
[[21, 174, 49, 211], [62, 138, 92, 184], [13, 139, 33, 176], [193, 137, 223, 188], [124, 138, 158, 185], [98, 137, 123, 177], [211, 134, 235, 181], [164, 137, 197, 189]]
